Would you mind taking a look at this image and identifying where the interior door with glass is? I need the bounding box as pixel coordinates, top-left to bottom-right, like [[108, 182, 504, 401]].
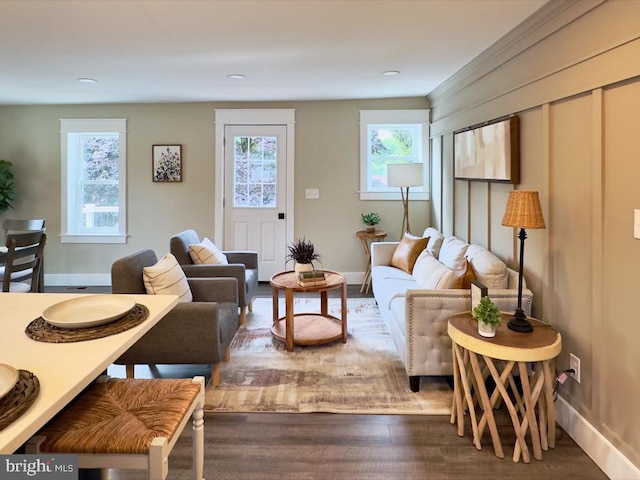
[[224, 125, 287, 280]]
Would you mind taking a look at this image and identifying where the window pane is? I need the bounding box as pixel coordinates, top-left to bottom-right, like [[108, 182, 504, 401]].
[[233, 135, 278, 208], [369, 127, 414, 157], [82, 136, 119, 181]]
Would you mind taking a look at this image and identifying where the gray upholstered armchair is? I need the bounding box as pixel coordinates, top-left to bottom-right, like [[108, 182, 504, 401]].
[[170, 229, 258, 324], [111, 248, 239, 386]]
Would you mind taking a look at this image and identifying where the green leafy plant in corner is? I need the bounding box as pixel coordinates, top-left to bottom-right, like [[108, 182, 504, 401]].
[[471, 296, 502, 327], [286, 238, 322, 266], [361, 212, 381, 226], [0, 160, 17, 214]]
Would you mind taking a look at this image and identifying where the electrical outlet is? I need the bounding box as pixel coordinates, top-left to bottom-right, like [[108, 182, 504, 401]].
[[569, 353, 581, 383]]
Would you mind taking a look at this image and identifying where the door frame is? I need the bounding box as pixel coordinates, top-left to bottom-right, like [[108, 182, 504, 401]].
[[214, 109, 295, 255]]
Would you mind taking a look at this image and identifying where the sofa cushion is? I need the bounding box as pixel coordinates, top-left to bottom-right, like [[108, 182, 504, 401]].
[[390, 232, 429, 274], [143, 253, 193, 303], [188, 237, 228, 265], [422, 227, 445, 258], [438, 236, 470, 271], [465, 244, 509, 289], [371, 265, 418, 310]]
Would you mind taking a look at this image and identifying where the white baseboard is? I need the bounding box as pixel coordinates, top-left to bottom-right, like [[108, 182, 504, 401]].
[[45, 272, 367, 288], [45, 274, 112, 287], [556, 395, 640, 480]]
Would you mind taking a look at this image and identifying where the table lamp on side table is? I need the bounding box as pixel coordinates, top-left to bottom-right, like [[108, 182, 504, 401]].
[[387, 162, 424, 239], [501, 190, 546, 333]]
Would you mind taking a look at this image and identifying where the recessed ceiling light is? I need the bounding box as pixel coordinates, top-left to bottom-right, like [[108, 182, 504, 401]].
[[227, 74, 246, 80], [76, 77, 98, 83], [382, 70, 400, 76]]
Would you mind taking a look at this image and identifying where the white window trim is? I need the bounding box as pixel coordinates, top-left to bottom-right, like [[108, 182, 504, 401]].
[[60, 118, 127, 244], [359, 109, 430, 201]]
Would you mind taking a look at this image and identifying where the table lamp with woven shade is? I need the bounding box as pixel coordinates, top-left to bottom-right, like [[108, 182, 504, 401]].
[[387, 162, 424, 239], [501, 190, 545, 333]]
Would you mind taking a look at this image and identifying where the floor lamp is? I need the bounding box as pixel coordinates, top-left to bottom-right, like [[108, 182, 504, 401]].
[[501, 190, 546, 333], [387, 163, 424, 239]]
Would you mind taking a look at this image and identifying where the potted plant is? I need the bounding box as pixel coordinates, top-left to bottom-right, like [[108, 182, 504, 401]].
[[286, 238, 321, 273], [0, 160, 17, 214], [361, 212, 381, 233], [471, 296, 502, 338]]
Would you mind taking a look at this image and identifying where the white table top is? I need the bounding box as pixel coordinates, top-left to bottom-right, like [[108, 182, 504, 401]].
[[0, 292, 179, 453]]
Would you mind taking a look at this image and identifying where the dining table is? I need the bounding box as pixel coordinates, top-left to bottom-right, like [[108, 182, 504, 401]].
[[0, 292, 179, 454]]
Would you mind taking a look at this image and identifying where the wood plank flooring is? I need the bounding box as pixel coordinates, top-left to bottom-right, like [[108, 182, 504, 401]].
[[49, 284, 609, 479]]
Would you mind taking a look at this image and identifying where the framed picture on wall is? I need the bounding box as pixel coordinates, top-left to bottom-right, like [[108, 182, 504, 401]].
[[152, 144, 182, 182], [454, 115, 520, 184]]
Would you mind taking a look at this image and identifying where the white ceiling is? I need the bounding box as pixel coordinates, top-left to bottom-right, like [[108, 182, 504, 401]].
[[0, 0, 547, 105]]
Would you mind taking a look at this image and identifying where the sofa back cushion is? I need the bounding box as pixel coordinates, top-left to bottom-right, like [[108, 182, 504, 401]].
[[390, 233, 429, 274], [413, 250, 475, 289], [438, 236, 470, 270], [465, 244, 509, 289], [422, 227, 445, 258]]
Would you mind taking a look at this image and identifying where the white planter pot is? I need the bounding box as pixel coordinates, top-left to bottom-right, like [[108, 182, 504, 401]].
[[294, 262, 314, 274], [477, 321, 496, 338]]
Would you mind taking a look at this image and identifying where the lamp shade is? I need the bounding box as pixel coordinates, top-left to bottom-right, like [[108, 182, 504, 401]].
[[501, 190, 546, 229], [387, 163, 424, 188]]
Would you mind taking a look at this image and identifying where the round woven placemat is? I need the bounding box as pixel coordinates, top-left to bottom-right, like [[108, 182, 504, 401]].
[[0, 370, 40, 431], [25, 304, 149, 343]]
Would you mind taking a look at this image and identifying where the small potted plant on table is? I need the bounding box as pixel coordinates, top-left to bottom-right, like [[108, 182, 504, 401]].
[[361, 212, 381, 233], [286, 238, 322, 274], [471, 296, 502, 338]]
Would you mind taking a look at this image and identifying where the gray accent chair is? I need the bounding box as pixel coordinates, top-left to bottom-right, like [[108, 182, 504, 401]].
[[170, 229, 258, 324], [111, 248, 239, 387]]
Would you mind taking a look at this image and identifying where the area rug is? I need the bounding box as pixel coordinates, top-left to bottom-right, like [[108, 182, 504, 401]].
[[205, 296, 452, 414]]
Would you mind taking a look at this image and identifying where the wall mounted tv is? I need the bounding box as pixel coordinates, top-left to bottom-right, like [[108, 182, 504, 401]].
[[453, 115, 519, 184]]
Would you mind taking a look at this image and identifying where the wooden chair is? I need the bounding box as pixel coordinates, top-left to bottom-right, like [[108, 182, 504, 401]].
[[0, 230, 46, 292], [1, 218, 46, 291], [27, 376, 205, 480]]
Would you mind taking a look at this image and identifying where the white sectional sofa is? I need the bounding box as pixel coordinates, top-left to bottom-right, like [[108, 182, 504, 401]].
[[371, 227, 533, 392]]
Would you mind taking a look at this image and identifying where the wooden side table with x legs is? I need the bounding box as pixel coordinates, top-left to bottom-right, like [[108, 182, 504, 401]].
[[448, 312, 561, 463], [356, 229, 387, 294]]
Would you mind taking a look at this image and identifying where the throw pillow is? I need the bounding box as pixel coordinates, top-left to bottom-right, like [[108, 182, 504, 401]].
[[438, 236, 470, 271], [143, 253, 193, 303], [423, 227, 445, 258], [189, 237, 228, 265], [465, 244, 509, 289], [449, 258, 476, 289], [390, 233, 429, 274]]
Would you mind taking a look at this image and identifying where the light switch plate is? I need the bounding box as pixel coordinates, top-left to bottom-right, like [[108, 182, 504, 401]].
[[305, 188, 320, 199], [635, 209, 640, 239]]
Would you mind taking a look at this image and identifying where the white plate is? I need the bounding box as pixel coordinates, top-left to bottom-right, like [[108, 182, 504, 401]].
[[42, 295, 136, 329], [0, 364, 19, 400]]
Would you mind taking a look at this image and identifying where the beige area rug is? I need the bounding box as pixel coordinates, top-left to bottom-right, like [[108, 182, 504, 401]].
[[205, 296, 453, 414]]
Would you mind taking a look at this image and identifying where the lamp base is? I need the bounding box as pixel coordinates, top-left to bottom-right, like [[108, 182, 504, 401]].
[[507, 308, 533, 333]]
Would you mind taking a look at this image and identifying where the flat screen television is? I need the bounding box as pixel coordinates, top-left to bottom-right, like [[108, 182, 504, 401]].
[[454, 115, 519, 184]]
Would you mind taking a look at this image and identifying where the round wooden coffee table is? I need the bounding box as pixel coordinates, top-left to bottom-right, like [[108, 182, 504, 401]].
[[269, 270, 347, 352]]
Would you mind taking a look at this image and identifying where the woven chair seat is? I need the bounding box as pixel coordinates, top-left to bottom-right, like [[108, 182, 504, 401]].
[[28, 376, 205, 480]]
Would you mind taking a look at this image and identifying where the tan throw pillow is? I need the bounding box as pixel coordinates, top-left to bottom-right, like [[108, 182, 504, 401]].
[[390, 233, 429, 274], [449, 258, 476, 289], [189, 237, 228, 265], [143, 253, 193, 303]]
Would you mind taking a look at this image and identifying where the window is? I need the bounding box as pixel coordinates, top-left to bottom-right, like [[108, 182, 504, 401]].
[[359, 110, 430, 200], [60, 119, 127, 243]]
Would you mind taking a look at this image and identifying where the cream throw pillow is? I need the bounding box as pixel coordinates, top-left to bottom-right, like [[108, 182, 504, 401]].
[[189, 237, 228, 265], [143, 253, 193, 303]]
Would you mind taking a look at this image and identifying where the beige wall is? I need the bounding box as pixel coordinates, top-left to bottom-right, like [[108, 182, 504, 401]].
[[0, 97, 429, 282], [429, 0, 640, 470]]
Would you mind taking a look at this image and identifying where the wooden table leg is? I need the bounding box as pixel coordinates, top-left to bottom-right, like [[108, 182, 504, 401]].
[[285, 288, 294, 352], [469, 353, 504, 459], [340, 280, 347, 343], [272, 285, 279, 326], [453, 344, 481, 450], [518, 362, 543, 461], [451, 343, 465, 435], [320, 290, 328, 316], [543, 359, 557, 448]]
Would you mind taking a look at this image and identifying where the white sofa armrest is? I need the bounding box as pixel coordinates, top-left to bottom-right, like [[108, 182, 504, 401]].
[[371, 241, 399, 268]]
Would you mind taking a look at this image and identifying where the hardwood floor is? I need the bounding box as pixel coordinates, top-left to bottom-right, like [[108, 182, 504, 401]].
[[47, 284, 608, 479]]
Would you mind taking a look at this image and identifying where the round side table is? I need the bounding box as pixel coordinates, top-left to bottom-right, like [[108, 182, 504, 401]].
[[356, 229, 387, 294]]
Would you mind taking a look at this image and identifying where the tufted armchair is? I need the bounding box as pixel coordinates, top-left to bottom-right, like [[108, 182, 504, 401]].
[[111, 248, 239, 387], [170, 229, 258, 324]]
